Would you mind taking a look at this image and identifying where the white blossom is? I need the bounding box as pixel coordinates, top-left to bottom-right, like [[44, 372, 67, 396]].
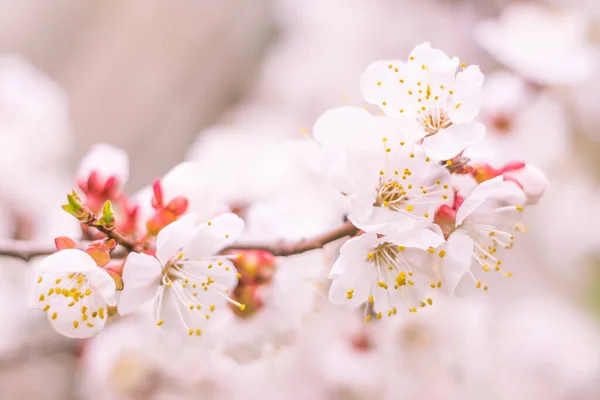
[[431, 177, 526, 294], [119, 213, 244, 339], [29, 249, 117, 338], [329, 230, 444, 317], [313, 106, 452, 235], [360, 42, 485, 160], [475, 2, 597, 86]]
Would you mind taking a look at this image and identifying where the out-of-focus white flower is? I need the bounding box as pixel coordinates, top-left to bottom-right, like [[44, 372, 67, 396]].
[[361, 43, 485, 159], [432, 177, 527, 294], [312, 107, 452, 234], [0, 56, 71, 173], [468, 71, 569, 167], [329, 230, 444, 317], [119, 213, 244, 339], [475, 3, 597, 86], [499, 163, 549, 205], [29, 249, 117, 338], [77, 143, 129, 191]]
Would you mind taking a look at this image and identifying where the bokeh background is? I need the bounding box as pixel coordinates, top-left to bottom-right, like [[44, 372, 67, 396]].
[[0, 0, 599, 399]]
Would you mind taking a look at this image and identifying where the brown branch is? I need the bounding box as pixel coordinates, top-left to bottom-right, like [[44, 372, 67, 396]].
[[225, 220, 359, 256], [0, 221, 358, 261], [83, 213, 139, 252]]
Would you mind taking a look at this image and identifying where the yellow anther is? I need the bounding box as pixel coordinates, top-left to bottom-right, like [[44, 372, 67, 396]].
[[197, 305, 201, 310], [399, 109, 404, 114], [408, 271, 413, 276], [365, 315, 372, 322], [483, 285, 489, 291], [210, 305, 216, 312], [90, 312, 96, 319], [405, 205, 413, 211], [85, 289, 92, 296], [205, 314, 210, 320], [196, 329, 202, 336], [378, 281, 388, 289], [426, 298, 433, 305], [437, 282, 442, 288], [368, 295, 374, 304], [239, 304, 246, 311], [430, 283, 436, 288], [39, 294, 45, 302], [68, 301, 75, 307], [516, 205, 524, 211], [442, 195, 448, 200], [73, 321, 79, 328], [408, 280, 415, 286], [99, 308, 105, 319], [420, 301, 426, 307], [178, 253, 184, 259], [427, 247, 435, 254], [476, 281, 482, 288], [367, 253, 374, 259], [81, 306, 87, 314], [409, 153, 415, 158], [397, 245, 405, 251], [48, 288, 54, 296], [87, 323, 94, 328], [376, 312, 382, 319], [55, 278, 61, 284], [37, 277, 43, 284], [438, 250, 446, 258], [52, 312, 58, 320], [423, 213, 429, 218], [189, 329, 194, 336], [409, 307, 417, 313], [208, 221, 212, 226], [157, 320, 164, 326], [455, 103, 461, 109], [377, 81, 382, 86], [43, 305, 50, 312], [189, 305, 194, 310]]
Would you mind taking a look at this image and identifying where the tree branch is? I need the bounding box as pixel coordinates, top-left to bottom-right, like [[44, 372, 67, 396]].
[[0, 221, 359, 261], [83, 213, 139, 252], [225, 220, 359, 256]]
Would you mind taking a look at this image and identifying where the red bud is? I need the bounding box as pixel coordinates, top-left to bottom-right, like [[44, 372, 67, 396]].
[[166, 196, 189, 216]]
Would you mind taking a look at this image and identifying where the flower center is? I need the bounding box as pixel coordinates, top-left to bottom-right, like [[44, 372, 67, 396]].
[[418, 106, 452, 137]]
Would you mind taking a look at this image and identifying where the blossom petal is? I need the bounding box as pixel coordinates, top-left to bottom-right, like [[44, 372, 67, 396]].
[[118, 252, 162, 315], [182, 213, 245, 259], [386, 228, 445, 250], [449, 65, 484, 123], [330, 233, 379, 278], [38, 249, 99, 275], [439, 231, 474, 293], [156, 213, 198, 265], [422, 122, 485, 160]]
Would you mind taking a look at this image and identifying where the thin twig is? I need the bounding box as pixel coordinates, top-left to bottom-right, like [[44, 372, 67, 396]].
[[0, 221, 359, 261], [225, 220, 359, 256], [83, 214, 138, 251]]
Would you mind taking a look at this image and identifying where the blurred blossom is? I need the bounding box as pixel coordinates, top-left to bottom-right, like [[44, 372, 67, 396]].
[[0, 56, 71, 173], [475, 2, 597, 86], [468, 71, 570, 167]]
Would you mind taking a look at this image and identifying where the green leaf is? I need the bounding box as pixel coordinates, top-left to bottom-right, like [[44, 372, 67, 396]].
[[98, 201, 116, 229]]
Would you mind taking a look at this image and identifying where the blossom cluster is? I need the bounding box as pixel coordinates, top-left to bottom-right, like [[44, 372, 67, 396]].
[[29, 43, 548, 343]]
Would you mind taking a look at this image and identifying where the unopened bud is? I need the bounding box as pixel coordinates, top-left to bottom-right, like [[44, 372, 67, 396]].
[[434, 204, 457, 239], [165, 196, 188, 216], [501, 163, 548, 204], [471, 163, 502, 183]]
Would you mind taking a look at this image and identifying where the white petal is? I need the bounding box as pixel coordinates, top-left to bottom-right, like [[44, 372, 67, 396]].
[[329, 261, 374, 309], [87, 269, 117, 306], [329, 233, 379, 278], [456, 176, 526, 225], [422, 122, 485, 160], [47, 292, 108, 339], [360, 60, 414, 118], [439, 231, 474, 293], [386, 228, 445, 250], [182, 213, 245, 259], [118, 252, 162, 315], [77, 143, 129, 188], [156, 213, 198, 265], [38, 249, 99, 275], [449, 65, 484, 123]]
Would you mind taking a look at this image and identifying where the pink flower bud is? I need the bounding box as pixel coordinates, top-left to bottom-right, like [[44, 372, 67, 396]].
[[434, 204, 457, 239], [54, 236, 78, 251], [501, 163, 548, 204], [165, 196, 189, 216]]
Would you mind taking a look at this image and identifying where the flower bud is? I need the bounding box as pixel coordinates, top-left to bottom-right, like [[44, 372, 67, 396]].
[[501, 163, 548, 205]]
